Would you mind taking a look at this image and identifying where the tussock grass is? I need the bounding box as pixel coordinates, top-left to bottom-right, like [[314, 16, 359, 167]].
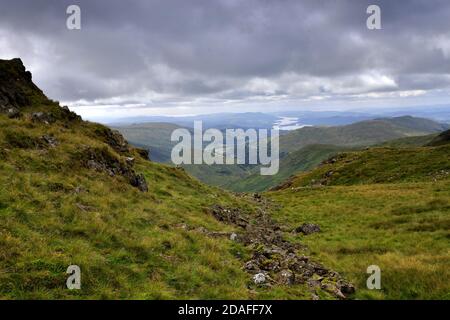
[[268, 181, 450, 299], [0, 114, 261, 299]]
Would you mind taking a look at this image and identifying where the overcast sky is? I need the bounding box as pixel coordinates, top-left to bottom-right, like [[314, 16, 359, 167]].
[[0, 0, 449, 120]]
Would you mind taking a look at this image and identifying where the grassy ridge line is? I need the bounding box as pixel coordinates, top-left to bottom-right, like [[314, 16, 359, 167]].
[[283, 144, 450, 188]]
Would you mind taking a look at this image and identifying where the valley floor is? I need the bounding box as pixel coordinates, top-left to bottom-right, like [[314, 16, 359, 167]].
[[267, 180, 450, 299]]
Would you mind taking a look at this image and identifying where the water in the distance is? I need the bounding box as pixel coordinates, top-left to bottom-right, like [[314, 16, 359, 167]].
[[272, 117, 311, 131]]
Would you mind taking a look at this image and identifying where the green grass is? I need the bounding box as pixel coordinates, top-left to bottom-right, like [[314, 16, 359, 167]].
[[3, 57, 449, 300], [376, 133, 438, 148], [267, 181, 450, 299], [0, 112, 318, 299], [287, 145, 450, 188], [0, 113, 255, 299]]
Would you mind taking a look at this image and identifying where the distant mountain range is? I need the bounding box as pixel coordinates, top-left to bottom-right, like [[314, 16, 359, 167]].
[[278, 115, 449, 154], [114, 114, 449, 191]]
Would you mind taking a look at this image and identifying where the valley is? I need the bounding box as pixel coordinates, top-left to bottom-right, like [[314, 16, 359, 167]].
[[0, 58, 448, 300]]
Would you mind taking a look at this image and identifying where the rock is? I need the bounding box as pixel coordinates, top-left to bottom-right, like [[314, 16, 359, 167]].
[[209, 204, 354, 299], [125, 157, 135, 165], [135, 147, 150, 160], [130, 173, 148, 192], [6, 107, 20, 118], [279, 269, 294, 285], [82, 146, 147, 191], [295, 223, 321, 235], [230, 233, 238, 241], [311, 293, 320, 300], [338, 281, 356, 295], [41, 135, 58, 148], [210, 205, 249, 228], [253, 193, 262, 201], [253, 273, 266, 285], [244, 260, 260, 272], [105, 129, 129, 153], [31, 112, 54, 124], [0, 58, 43, 114]]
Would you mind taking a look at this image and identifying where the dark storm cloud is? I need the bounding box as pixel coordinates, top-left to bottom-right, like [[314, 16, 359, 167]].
[[0, 0, 449, 114]]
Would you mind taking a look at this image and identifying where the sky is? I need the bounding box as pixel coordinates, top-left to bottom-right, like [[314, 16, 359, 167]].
[[0, 0, 449, 120]]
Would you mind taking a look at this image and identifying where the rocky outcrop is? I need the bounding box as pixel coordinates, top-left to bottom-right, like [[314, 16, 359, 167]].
[[0, 59, 82, 124], [0, 58, 44, 114], [105, 129, 130, 153], [80, 146, 148, 192], [0, 58, 148, 191], [210, 204, 355, 299]]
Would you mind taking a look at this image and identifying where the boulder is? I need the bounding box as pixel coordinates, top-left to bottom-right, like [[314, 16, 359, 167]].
[[253, 273, 266, 285], [106, 129, 129, 153], [41, 135, 58, 148], [130, 173, 148, 192]]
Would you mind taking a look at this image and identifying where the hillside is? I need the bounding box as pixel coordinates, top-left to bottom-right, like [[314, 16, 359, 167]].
[[225, 144, 352, 192], [267, 181, 450, 299], [427, 129, 450, 147], [266, 142, 450, 299], [376, 133, 438, 148], [0, 58, 354, 299], [277, 144, 450, 189]]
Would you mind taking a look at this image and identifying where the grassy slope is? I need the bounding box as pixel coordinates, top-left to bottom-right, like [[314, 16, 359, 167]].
[[267, 144, 450, 299], [376, 133, 438, 148], [285, 145, 450, 187], [268, 182, 450, 299], [0, 114, 253, 299], [0, 114, 320, 299], [0, 57, 324, 299]]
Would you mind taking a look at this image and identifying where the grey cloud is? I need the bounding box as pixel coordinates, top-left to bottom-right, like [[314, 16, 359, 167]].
[[0, 0, 449, 114]]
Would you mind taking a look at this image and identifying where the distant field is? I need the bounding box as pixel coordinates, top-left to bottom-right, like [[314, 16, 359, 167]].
[[268, 181, 450, 299]]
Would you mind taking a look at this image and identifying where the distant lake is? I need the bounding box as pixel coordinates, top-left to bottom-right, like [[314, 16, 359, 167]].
[[272, 117, 311, 131]]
